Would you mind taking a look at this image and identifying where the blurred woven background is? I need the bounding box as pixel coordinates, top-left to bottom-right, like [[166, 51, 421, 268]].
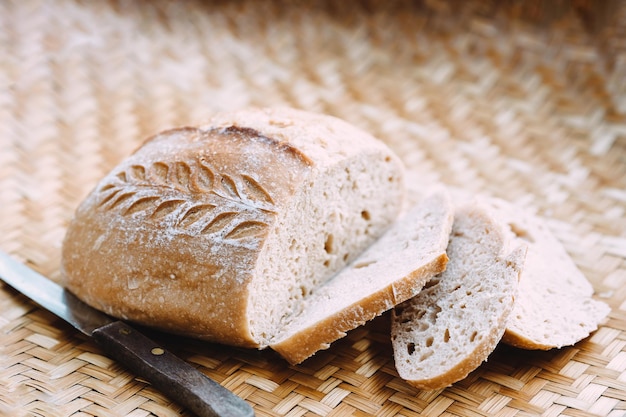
[[1, 0, 625, 416]]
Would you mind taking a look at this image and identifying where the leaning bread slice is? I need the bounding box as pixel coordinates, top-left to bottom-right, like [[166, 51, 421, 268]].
[[483, 197, 611, 350], [391, 204, 525, 390], [270, 190, 455, 364], [61, 107, 405, 348]]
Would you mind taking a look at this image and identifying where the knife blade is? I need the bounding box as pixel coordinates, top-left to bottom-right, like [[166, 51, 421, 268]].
[[0, 251, 254, 417]]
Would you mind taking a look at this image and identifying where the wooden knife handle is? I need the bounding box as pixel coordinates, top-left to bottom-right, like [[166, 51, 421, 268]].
[[91, 321, 254, 417]]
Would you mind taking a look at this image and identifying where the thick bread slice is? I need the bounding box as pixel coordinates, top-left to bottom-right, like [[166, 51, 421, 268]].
[[391, 204, 525, 390], [270, 191, 455, 364], [483, 197, 611, 350], [61, 107, 405, 348]]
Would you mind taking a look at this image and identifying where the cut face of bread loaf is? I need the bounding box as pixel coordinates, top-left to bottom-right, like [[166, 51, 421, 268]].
[[483, 198, 611, 350], [61, 107, 405, 348], [271, 191, 454, 364], [391, 204, 525, 390]]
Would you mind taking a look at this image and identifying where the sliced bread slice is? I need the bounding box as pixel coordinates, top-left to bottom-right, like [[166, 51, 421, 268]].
[[484, 197, 611, 350], [270, 190, 455, 364], [391, 203, 525, 390]]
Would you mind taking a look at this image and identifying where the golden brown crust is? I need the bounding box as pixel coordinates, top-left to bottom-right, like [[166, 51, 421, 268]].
[[500, 331, 553, 350], [215, 126, 315, 167]]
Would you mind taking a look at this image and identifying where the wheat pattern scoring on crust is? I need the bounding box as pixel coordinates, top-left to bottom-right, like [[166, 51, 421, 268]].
[[96, 158, 277, 240]]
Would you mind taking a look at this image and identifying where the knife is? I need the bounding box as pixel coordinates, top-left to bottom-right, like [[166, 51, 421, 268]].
[[0, 251, 254, 417]]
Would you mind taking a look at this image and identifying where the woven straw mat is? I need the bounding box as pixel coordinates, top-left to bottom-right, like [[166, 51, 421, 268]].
[[1, 1, 625, 416]]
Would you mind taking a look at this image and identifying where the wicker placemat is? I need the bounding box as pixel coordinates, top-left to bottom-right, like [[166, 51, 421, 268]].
[[1, 0, 625, 416]]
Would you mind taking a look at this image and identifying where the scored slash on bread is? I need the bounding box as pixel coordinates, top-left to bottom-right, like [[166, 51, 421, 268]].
[[270, 190, 454, 364], [391, 203, 526, 390]]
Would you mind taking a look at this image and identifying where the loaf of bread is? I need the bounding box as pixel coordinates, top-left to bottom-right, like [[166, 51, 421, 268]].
[[391, 203, 525, 390], [61, 107, 406, 348], [271, 190, 454, 364], [483, 197, 611, 349], [62, 106, 608, 376]]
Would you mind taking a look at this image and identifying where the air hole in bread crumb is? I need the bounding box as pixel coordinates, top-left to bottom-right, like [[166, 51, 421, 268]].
[[361, 210, 370, 221], [417, 322, 430, 332], [407, 343, 416, 355], [425, 337, 434, 347], [508, 222, 535, 243], [354, 260, 377, 269], [444, 329, 450, 343], [324, 234, 334, 254], [343, 253, 349, 262], [469, 331, 478, 342], [420, 351, 433, 361], [323, 260, 330, 267], [423, 278, 441, 289]]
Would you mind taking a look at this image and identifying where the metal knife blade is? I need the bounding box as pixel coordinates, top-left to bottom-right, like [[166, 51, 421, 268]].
[[0, 251, 254, 417]]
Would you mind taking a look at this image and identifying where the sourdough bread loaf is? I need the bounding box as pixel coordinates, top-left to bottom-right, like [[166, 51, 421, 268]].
[[271, 190, 454, 364], [391, 204, 525, 390], [483, 197, 611, 349], [61, 107, 405, 348]]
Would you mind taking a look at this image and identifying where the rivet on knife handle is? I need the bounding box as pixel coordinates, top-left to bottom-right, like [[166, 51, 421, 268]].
[[91, 321, 254, 417]]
